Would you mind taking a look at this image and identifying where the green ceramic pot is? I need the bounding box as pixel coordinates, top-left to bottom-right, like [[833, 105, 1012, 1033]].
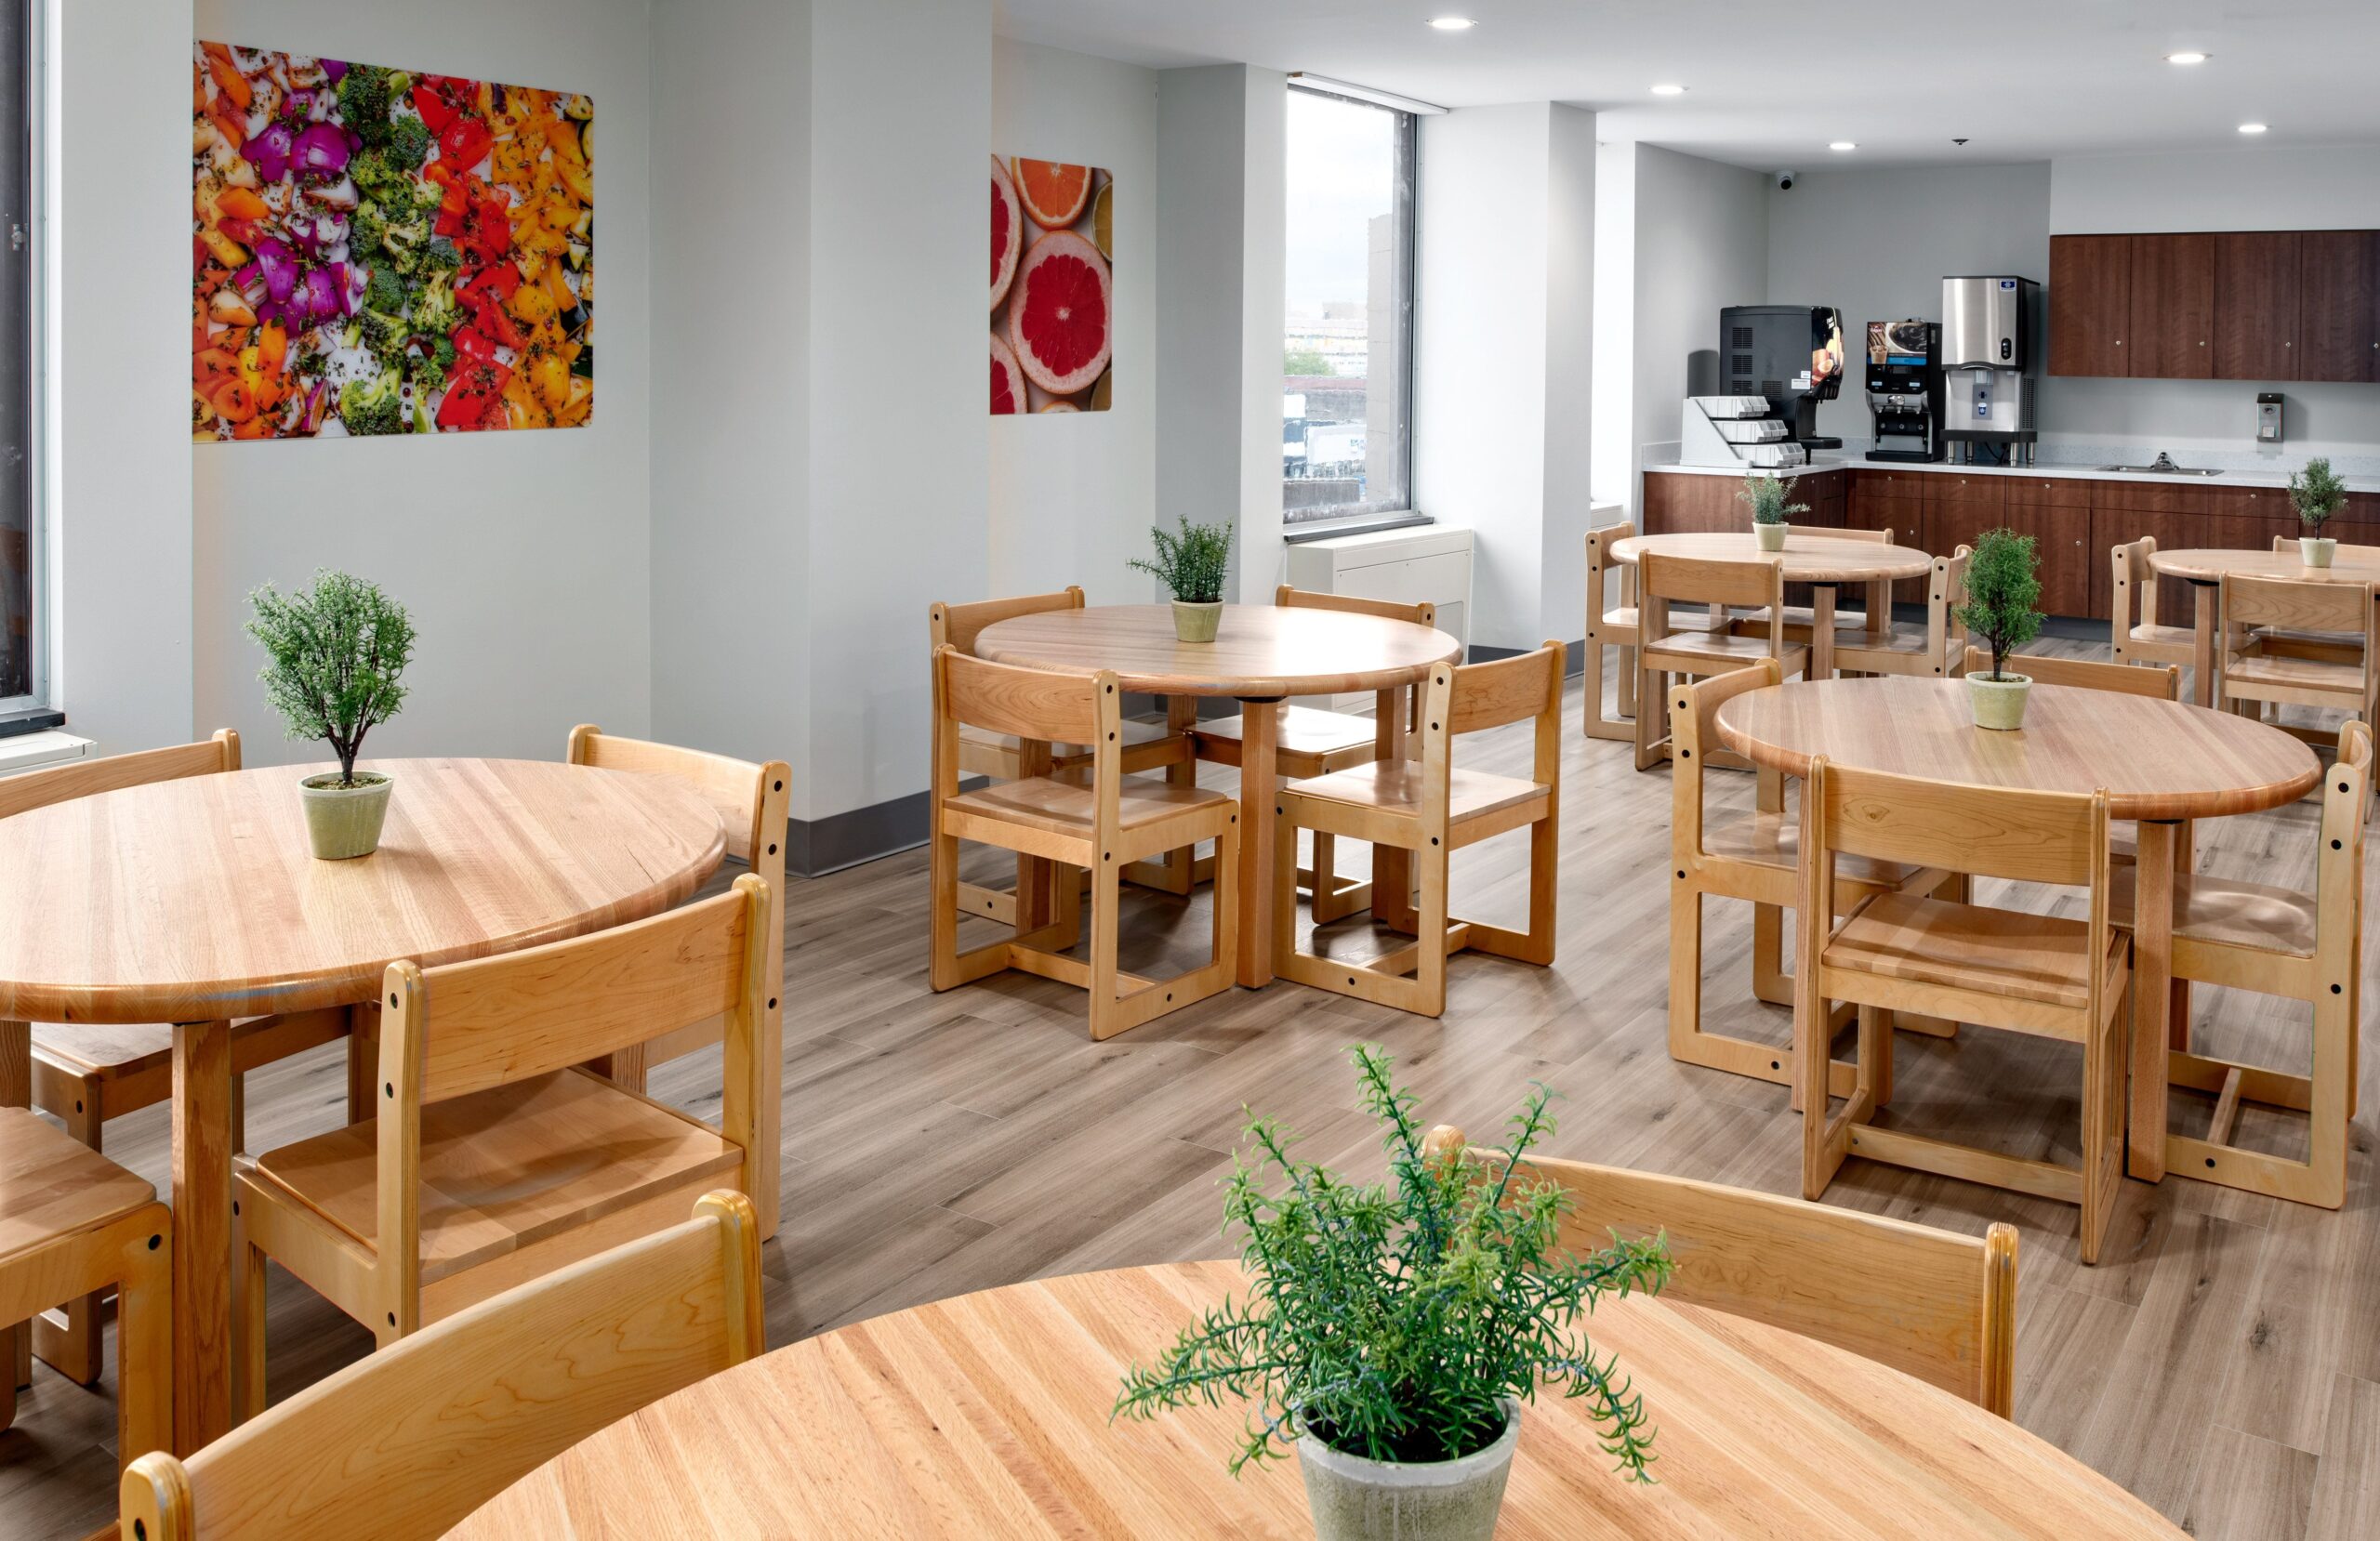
[[1171, 599, 1223, 643], [1755, 520, 1789, 551], [299, 771, 392, 860], [2301, 535, 2337, 569], [1967, 672, 2032, 731], [1296, 1400, 1521, 1541]]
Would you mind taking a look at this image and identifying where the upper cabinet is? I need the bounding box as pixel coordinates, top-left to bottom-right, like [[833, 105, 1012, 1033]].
[[2049, 228, 2380, 383]]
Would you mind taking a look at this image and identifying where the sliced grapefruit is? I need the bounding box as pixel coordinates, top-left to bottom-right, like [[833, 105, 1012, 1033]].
[[1090, 368, 1112, 412], [990, 154, 1022, 311], [1091, 178, 1113, 258], [1038, 401, 1079, 413], [1007, 230, 1111, 396], [989, 333, 1025, 415], [1011, 157, 1091, 228]]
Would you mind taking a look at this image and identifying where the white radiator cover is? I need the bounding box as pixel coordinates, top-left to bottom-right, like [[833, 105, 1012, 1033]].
[[0, 731, 94, 777], [1284, 524, 1474, 712]]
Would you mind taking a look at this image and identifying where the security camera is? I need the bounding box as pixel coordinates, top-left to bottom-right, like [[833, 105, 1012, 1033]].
[[1775, 170, 1798, 191]]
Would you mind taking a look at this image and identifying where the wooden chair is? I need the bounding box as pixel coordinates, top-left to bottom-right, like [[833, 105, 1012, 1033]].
[[1197, 586, 1435, 923], [1735, 522, 1886, 644], [2109, 536, 2195, 670], [0, 1108, 171, 1467], [1424, 1125, 2017, 1416], [929, 587, 1192, 923], [1795, 764, 2131, 1264], [1961, 645, 2181, 866], [1831, 546, 1970, 679], [929, 648, 1237, 1040], [1635, 553, 1806, 770], [1274, 643, 1563, 1018], [231, 876, 772, 1401], [2218, 573, 2380, 770], [1581, 522, 1728, 743], [1667, 660, 1950, 1098], [124, 1190, 760, 1541], [563, 727, 788, 1238], [10, 733, 348, 1386], [2109, 721, 2370, 1207]]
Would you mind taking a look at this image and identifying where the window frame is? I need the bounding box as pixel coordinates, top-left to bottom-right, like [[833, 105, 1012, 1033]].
[[0, 0, 43, 719], [1281, 81, 1418, 531]]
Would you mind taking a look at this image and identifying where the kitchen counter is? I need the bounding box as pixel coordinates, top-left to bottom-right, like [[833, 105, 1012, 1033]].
[[1646, 454, 2380, 494]]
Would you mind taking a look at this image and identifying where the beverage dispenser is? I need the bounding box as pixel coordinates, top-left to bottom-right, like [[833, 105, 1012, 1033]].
[[1940, 276, 2040, 466]]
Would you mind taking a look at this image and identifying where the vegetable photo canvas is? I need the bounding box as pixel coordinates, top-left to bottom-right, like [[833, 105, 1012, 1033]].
[[193, 41, 593, 440]]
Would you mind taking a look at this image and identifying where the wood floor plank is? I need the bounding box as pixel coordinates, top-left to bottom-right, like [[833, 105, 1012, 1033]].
[[5, 643, 2373, 1539]]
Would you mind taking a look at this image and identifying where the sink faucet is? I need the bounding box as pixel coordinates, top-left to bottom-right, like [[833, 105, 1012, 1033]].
[[2148, 451, 2179, 473]]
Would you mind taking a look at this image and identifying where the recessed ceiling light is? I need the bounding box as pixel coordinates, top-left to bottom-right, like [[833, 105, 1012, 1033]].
[[1650, 83, 1686, 96], [2165, 51, 2209, 65], [1829, 141, 1857, 151], [1426, 16, 1475, 29], [2238, 121, 2268, 134]]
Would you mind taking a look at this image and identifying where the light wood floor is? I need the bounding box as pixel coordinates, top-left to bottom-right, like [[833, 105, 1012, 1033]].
[[7, 641, 2378, 1540]]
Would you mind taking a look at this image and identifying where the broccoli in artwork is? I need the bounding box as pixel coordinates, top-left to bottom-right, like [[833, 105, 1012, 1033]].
[[350, 147, 419, 207], [409, 269, 462, 339], [408, 333, 456, 389], [338, 371, 406, 437], [386, 115, 432, 172], [336, 66, 394, 147], [361, 264, 407, 316]]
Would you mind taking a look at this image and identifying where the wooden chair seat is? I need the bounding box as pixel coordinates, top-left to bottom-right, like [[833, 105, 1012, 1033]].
[[1701, 812, 1927, 888], [1766, 603, 1874, 633], [1283, 758, 1548, 827], [0, 1108, 158, 1261], [33, 1011, 344, 1091], [1602, 604, 1731, 635], [243, 1068, 741, 1284], [1825, 891, 2123, 1016], [2225, 650, 2365, 694], [2109, 868, 2319, 958], [2128, 621, 2194, 652], [960, 715, 1174, 763], [944, 769, 1233, 839], [1196, 705, 1376, 760], [1642, 628, 1810, 674]]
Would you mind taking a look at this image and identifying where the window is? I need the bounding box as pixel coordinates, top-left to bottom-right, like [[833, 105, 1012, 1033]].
[[1282, 85, 1414, 526], [0, 0, 33, 709]]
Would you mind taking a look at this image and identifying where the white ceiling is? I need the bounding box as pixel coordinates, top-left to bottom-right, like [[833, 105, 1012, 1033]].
[[993, 0, 2380, 169]]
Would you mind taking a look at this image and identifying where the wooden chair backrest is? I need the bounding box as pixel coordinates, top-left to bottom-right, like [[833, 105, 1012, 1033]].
[[2222, 572, 2374, 640], [1425, 1126, 2016, 1416], [928, 586, 1084, 655], [1640, 551, 1783, 611], [2318, 722, 2372, 981], [565, 727, 787, 875], [1923, 546, 1972, 661], [2271, 535, 2380, 562], [1671, 659, 1783, 857], [2109, 536, 2161, 634], [935, 647, 1106, 748], [1813, 524, 1891, 544], [1584, 521, 1638, 623], [1275, 584, 1435, 628], [0, 731, 238, 823], [121, 1192, 766, 1541], [1960, 646, 2181, 700], [1447, 643, 1566, 738], [1811, 760, 2106, 889]]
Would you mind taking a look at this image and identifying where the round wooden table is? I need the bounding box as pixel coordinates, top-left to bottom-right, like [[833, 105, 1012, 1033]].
[[2147, 547, 2380, 705], [975, 604, 1461, 987], [0, 757, 725, 1453], [450, 1260, 2184, 1539], [1609, 531, 1936, 680], [1716, 678, 2320, 1183]]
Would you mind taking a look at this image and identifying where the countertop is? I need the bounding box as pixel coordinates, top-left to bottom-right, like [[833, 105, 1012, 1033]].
[[1646, 454, 2380, 494]]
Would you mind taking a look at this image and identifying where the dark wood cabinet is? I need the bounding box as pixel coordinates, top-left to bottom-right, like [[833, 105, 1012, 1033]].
[[2126, 233, 2214, 379], [2213, 231, 2302, 380], [2299, 230, 2380, 384], [1638, 471, 1741, 535], [2049, 235, 2131, 377]]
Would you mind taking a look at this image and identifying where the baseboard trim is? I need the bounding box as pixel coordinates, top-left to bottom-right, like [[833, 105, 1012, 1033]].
[[1468, 639, 1587, 677]]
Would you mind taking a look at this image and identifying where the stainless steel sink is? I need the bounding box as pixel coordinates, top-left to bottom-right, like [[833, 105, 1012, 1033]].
[[2096, 464, 2226, 476]]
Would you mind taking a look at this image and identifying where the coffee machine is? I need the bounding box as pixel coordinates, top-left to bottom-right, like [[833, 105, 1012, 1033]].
[[1940, 276, 2040, 465], [1862, 319, 1943, 462], [1719, 304, 1846, 452]]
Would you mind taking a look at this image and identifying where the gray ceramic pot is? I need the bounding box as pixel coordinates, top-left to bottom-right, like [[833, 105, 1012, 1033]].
[[1171, 599, 1223, 642], [1967, 671, 2032, 731], [2302, 535, 2338, 569], [1296, 1400, 1521, 1541], [299, 771, 392, 860], [1755, 520, 1788, 551]]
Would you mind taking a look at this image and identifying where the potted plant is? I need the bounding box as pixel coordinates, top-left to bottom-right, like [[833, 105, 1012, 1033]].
[[1955, 527, 2043, 731], [1738, 471, 1806, 553], [1115, 1045, 1672, 1541], [247, 569, 416, 860], [1129, 515, 1233, 641], [2290, 456, 2347, 568]]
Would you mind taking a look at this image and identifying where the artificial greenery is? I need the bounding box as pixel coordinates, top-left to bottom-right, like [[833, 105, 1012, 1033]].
[[1955, 527, 2043, 682], [1129, 515, 1234, 605], [2290, 457, 2347, 533], [246, 570, 416, 787], [1737, 471, 1808, 527], [1114, 1045, 1673, 1480]]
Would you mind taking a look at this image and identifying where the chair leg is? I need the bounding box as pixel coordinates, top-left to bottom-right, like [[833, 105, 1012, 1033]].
[[929, 823, 962, 992], [1211, 814, 1241, 980], [1415, 843, 1450, 1017], [1796, 978, 1844, 1200], [234, 1223, 268, 1423], [1086, 858, 1125, 1042], [1616, 643, 1638, 719], [1858, 1006, 1893, 1109], [1667, 883, 1703, 1063], [114, 1205, 174, 1469], [1272, 806, 1302, 966], [344, 1006, 379, 1126], [32, 1078, 106, 1386], [2306, 988, 2350, 1208], [1633, 661, 1662, 770], [2079, 976, 2126, 1266]]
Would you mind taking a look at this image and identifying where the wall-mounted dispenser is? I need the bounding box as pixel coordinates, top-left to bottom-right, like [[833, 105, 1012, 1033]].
[[2256, 392, 2283, 444]]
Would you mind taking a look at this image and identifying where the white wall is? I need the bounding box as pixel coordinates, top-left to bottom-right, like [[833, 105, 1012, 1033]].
[[53, 0, 192, 754], [1588, 138, 1635, 510], [649, 0, 810, 782], [1626, 144, 1768, 507], [2051, 145, 2380, 234], [1539, 104, 1594, 644], [990, 40, 1156, 604], [191, 0, 654, 768]]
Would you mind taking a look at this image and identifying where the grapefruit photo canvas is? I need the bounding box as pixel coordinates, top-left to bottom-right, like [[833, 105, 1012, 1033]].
[[193, 41, 594, 441], [991, 155, 1112, 415]]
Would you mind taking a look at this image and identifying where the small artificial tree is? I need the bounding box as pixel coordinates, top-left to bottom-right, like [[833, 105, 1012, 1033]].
[[1737, 471, 1808, 527], [1955, 527, 2043, 682], [2290, 456, 2347, 534], [246, 570, 416, 787], [1114, 1044, 1673, 1480], [1129, 515, 1234, 604]]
